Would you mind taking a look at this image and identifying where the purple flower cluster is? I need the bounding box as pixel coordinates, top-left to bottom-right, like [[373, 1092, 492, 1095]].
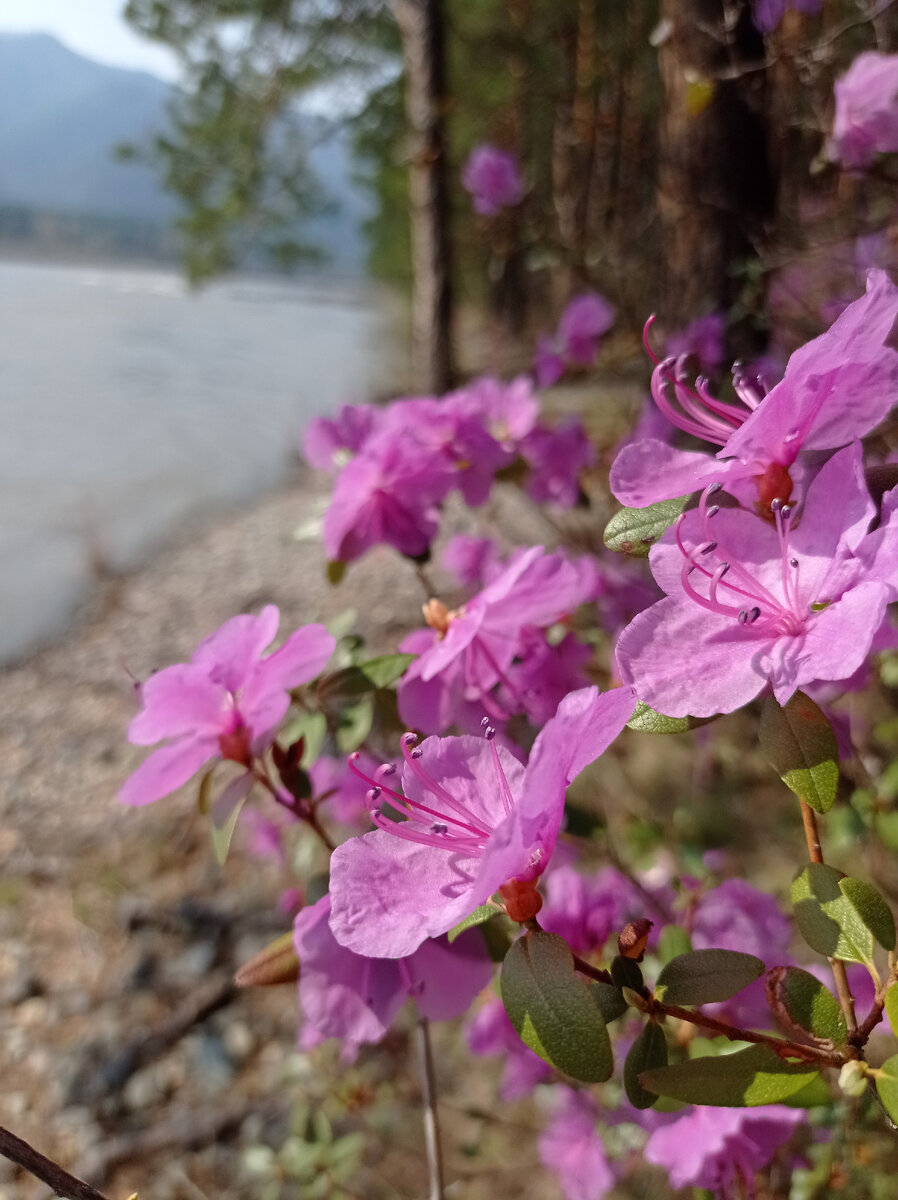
[[830, 52, 898, 171], [304, 376, 596, 563], [461, 144, 524, 215], [535, 293, 616, 387]]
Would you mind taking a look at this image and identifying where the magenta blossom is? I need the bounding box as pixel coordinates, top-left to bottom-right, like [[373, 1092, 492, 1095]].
[[521, 421, 596, 507], [397, 546, 599, 733], [830, 52, 898, 171], [440, 534, 503, 589], [462, 144, 524, 215], [302, 403, 380, 472], [535, 293, 615, 386], [752, 0, 821, 35], [616, 443, 898, 718], [645, 1104, 804, 1194], [294, 895, 491, 1058], [665, 312, 726, 373], [612, 270, 898, 511], [538, 1088, 616, 1200], [121, 607, 334, 806], [327, 685, 634, 959]]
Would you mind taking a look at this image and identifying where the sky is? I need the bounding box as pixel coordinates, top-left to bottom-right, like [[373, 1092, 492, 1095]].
[[0, 0, 179, 79]]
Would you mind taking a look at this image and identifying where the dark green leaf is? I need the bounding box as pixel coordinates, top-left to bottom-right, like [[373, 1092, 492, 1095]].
[[358, 653, 416, 689], [611, 955, 645, 994], [875, 1054, 898, 1125], [603, 495, 691, 557], [317, 666, 373, 701], [765, 966, 847, 1044], [759, 692, 839, 814], [448, 905, 502, 942], [279, 710, 327, 767], [658, 925, 692, 965], [791, 863, 875, 964], [592, 982, 628, 1024], [780, 1074, 833, 1108], [639, 1044, 820, 1107], [501, 932, 613, 1083], [655, 949, 764, 1005], [838, 877, 896, 951], [624, 1022, 668, 1109]]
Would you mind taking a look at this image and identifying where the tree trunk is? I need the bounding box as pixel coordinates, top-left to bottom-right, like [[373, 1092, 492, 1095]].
[[656, 0, 774, 345], [391, 0, 455, 393]]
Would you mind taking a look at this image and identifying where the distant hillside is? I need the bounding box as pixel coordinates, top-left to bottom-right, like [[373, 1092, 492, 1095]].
[[0, 32, 370, 271]]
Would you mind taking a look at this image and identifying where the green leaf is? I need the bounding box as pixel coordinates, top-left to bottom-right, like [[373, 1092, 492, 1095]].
[[875, 1054, 898, 1125], [592, 982, 629, 1024], [885, 983, 898, 1034], [279, 710, 327, 767], [639, 1044, 821, 1107], [448, 904, 502, 942], [765, 966, 847, 1044], [603, 495, 691, 557], [759, 692, 839, 814], [624, 1022, 669, 1109], [501, 931, 613, 1083], [611, 955, 645, 994], [780, 1074, 833, 1108], [627, 701, 707, 735], [838, 877, 896, 951], [317, 666, 373, 701], [791, 863, 875, 964], [326, 559, 347, 586], [358, 653, 416, 689], [210, 774, 253, 866], [654, 949, 765, 1005], [335, 698, 374, 754], [658, 925, 692, 965]]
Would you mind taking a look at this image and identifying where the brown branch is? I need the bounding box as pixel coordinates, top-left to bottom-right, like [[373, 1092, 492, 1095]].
[[653, 1001, 843, 1068], [570, 953, 614, 986], [416, 1018, 445, 1200], [0, 1125, 112, 1200]]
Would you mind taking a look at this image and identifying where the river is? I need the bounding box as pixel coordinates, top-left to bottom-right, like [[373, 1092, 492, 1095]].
[[0, 260, 406, 662]]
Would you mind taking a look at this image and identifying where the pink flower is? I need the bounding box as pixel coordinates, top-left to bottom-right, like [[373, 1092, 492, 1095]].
[[830, 52, 898, 171], [645, 1104, 804, 1193], [538, 1089, 616, 1200], [521, 421, 596, 508], [535, 293, 615, 385], [665, 312, 726, 373], [294, 895, 491, 1058], [612, 271, 898, 511], [462, 145, 524, 215], [303, 403, 380, 472], [327, 686, 634, 958], [466, 996, 553, 1098], [121, 607, 335, 806], [752, 0, 821, 34], [615, 444, 897, 717]]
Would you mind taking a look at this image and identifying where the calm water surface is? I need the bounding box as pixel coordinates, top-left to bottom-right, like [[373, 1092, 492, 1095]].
[[0, 260, 405, 661]]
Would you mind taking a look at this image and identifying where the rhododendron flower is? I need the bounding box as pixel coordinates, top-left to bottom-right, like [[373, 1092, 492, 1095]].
[[612, 270, 898, 511], [454, 374, 539, 448], [303, 403, 380, 471], [322, 432, 453, 562], [121, 608, 334, 806], [328, 685, 634, 958], [294, 895, 491, 1058], [616, 444, 898, 717], [535, 293, 615, 385], [397, 546, 599, 732], [462, 144, 524, 215], [521, 421, 596, 507], [466, 996, 553, 1098], [645, 1104, 804, 1194], [751, 0, 821, 35], [538, 1088, 616, 1200], [830, 52, 898, 171], [665, 312, 726, 373], [440, 534, 503, 589]]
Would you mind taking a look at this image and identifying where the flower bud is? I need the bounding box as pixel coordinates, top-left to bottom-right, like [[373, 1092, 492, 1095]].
[[618, 918, 653, 961]]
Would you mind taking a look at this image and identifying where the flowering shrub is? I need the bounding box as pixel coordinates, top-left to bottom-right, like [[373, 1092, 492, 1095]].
[[111, 263, 898, 1197]]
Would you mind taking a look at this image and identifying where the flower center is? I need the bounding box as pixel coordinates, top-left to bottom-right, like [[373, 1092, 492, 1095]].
[[676, 485, 811, 638], [348, 722, 515, 853], [423, 597, 457, 638]]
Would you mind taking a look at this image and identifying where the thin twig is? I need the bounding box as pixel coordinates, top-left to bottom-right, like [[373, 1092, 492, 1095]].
[[416, 1018, 445, 1200], [0, 1125, 113, 1200], [653, 1001, 843, 1067]]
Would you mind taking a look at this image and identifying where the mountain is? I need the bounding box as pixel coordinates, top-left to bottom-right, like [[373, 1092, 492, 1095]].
[[0, 32, 370, 270]]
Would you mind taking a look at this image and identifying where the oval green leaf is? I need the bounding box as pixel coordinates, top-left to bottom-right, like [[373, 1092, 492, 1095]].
[[759, 692, 839, 814], [624, 1021, 669, 1109], [654, 949, 765, 1006], [791, 863, 875, 964], [592, 981, 628, 1024], [885, 983, 898, 1034], [500, 931, 613, 1083], [358, 653, 416, 689], [603, 495, 691, 558], [448, 904, 502, 943], [627, 701, 708, 735], [765, 966, 847, 1044], [875, 1053, 898, 1125], [838, 877, 896, 951], [639, 1044, 820, 1107]]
